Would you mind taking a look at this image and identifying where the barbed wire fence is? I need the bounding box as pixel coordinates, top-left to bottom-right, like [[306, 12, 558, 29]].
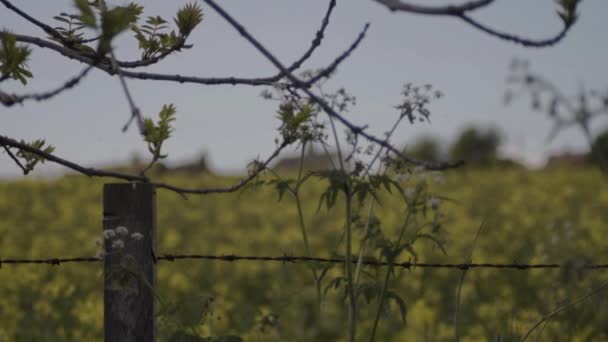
[[2, 254, 608, 271]]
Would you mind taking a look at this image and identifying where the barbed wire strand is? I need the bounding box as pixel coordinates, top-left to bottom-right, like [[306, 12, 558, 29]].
[[1, 254, 608, 270]]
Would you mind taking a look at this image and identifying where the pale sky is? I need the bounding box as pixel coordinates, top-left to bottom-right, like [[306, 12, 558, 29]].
[[1, 0, 607, 178]]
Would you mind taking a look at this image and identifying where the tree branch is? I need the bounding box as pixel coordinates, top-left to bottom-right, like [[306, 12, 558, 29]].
[[202, 0, 463, 170], [303, 23, 370, 87], [279, 0, 336, 76], [152, 139, 289, 195], [459, 14, 570, 48], [0, 134, 147, 182], [373, 0, 574, 47], [372, 0, 494, 15], [0, 65, 94, 106], [0, 142, 28, 174], [0, 0, 67, 43]]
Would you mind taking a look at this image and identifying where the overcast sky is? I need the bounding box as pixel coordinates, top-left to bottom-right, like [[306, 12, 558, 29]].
[[1, 0, 607, 178]]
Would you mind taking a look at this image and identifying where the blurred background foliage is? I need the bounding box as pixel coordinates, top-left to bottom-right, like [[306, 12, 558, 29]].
[[0, 160, 607, 341]]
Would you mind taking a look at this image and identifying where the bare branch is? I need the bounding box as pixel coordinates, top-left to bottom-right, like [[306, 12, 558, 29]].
[[280, 0, 336, 76], [0, 66, 94, 106], [459, 14, 570, 48], [0, 142, 28, 174], [117, 41, 188, 69], [201, 0, 463, 170], [10, 1, 338, 86], [303, 23, 370, 87], [11, 34, 289, 87], [373, 0, 574, 47], [153, 139, 290, 195], [0, 134, 147, 182], [0, 0, 68, 43], [373, 0, 494, 15]]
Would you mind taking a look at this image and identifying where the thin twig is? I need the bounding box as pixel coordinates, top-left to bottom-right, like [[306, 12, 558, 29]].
[[0, 66, 94, 106], [201, 0, 462, 171], [11, 34, 286, 88], [95, 0, 146, 135], [520, 280, 608, 341], [303, 23, 370, 87], [1, 142, 28, 174], [372, 0, 494, 15], [11, 1, 337, 85], [459, 14, 570, 48], [0, 0, 68, 43], [0, 134, 147, 182], [454, 217, 486, 342], [373, 0, 572, 48], [0, 134, 290, 197], [280, 0, 336, 77], [152, 140, 290, 195]]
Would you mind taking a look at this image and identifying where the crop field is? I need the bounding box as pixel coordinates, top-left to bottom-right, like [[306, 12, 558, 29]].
[[0, 168, 607, 341]]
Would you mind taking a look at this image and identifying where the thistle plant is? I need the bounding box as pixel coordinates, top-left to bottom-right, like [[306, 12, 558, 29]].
[[257, 78, 448, 341]]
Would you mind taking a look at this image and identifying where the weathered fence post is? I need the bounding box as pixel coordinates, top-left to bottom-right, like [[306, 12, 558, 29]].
[[103, 183, 156, 342]]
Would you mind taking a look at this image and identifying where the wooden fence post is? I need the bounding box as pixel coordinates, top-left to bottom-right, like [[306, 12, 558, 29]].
[[103, 183, 156, 342]]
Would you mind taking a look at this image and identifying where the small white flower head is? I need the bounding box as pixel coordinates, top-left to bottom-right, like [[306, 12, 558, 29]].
[[111, 239, 125, 249], [103, 229, 116, 240], [431, 171, 445, 184], [404, 188, 416, 199], [115, 226, 129, 236], [130, 232, 144, 241], [413, 166, 425, 174], [428, 197, 441, 210], [95, 249, 107, 259], [392, 173, 409, 183]]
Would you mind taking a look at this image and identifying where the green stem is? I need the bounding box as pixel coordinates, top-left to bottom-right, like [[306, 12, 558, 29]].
[[354, 200, 376, 287], [294, 142, 322, 317], [369, 210, 412, 342], [345, 190, 356, 342]]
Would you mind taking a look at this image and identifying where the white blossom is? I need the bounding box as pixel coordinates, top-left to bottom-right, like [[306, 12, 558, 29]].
[[111, 239, 125, 249], [103, 229, 116, 240], [428, 197, 441, 210], [130, 232, 144, 241], [413, 166, 425, 174], [95, 249, 107, 259], [431, 171, 445, 184], [115, 226, 129, 236], [404, 188, 416, 199], [392, 173, 409, 182]]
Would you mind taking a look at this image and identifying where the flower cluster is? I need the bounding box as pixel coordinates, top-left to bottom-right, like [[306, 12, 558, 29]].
[[95, 225, 145, 259]]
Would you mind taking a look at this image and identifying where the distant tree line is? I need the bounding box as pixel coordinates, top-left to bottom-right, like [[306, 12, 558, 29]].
[[406, 126, 608, 168]]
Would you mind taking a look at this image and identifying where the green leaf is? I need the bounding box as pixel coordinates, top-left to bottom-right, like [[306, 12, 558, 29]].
[[556, 0, 579, 27], [14, 139, 55, 174], [415, 233, 447, 255], [143, 104, 177, 160], [98, 4, 142, 54], [53, 16, 72, 24], [175, 3, 203, 37], [74, 0, 97, 27], [0, 31, 33, 85], [385, 290, 408, 324], [323, 276, 346, 296]]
